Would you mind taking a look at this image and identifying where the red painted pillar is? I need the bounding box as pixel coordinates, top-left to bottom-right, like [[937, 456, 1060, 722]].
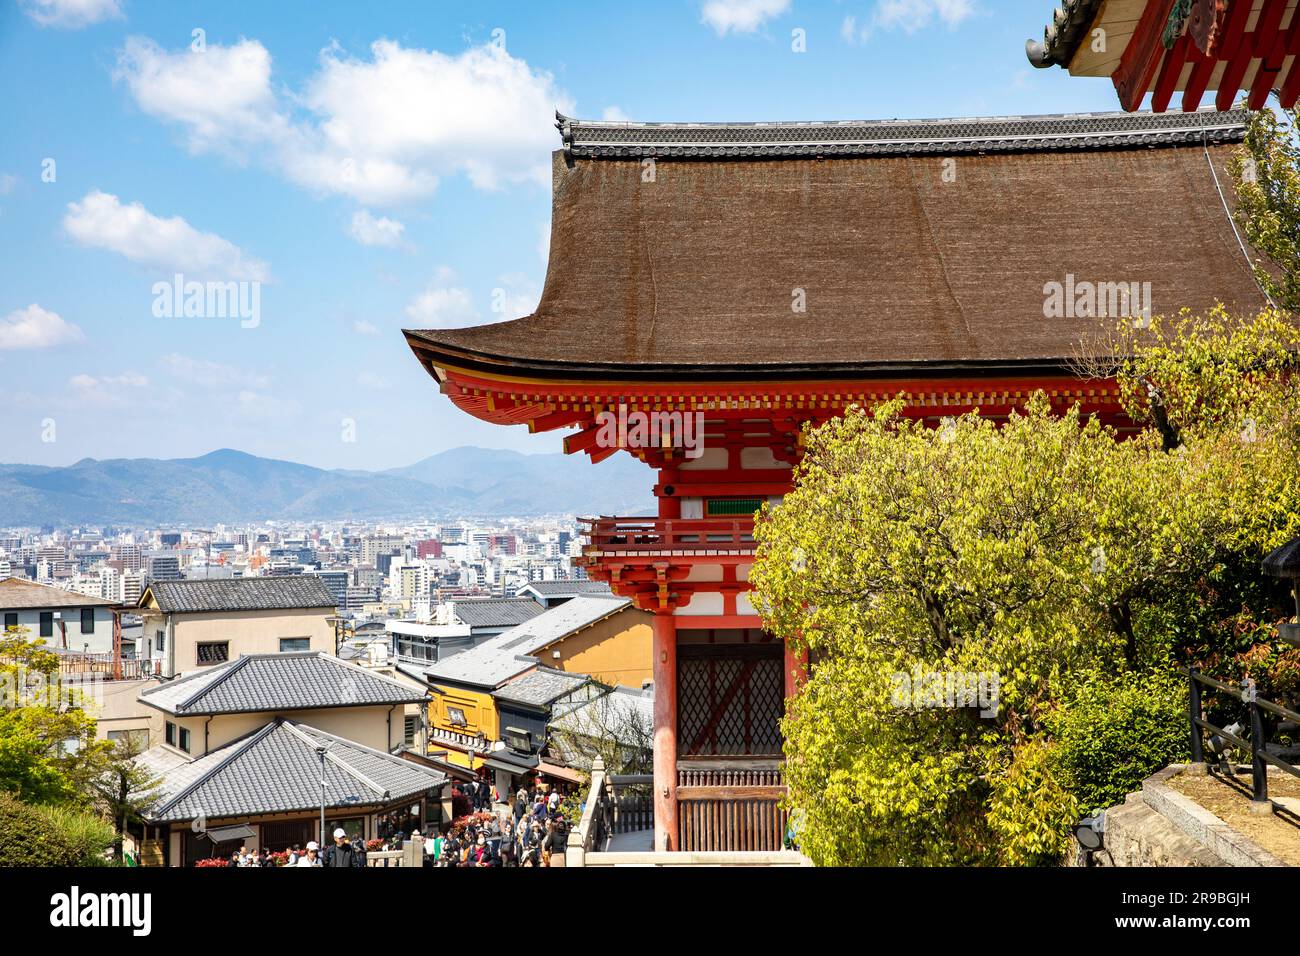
[[652, 611, 678, 851], [658, 467, 680, 518]]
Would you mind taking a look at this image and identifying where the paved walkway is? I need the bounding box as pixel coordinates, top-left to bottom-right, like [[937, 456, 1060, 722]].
[[605, 828, 654, 852]]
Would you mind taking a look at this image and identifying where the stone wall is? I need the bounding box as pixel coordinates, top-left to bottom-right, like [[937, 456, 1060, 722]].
[[1071, 764, 1288, 867]]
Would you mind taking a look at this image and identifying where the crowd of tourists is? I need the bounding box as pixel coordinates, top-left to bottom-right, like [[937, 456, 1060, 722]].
[[203, 778, 576, 868], [429, 785, 571, 867], [214, 828, 370, 868]]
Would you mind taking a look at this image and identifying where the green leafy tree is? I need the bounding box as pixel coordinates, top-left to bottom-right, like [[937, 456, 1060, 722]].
[[1229, 106, 1300, 311], [0, 627, 112, 806], [1047, 671, 1189, 815], [753, 309, 1300, 864], [89, 734, 162, 855]]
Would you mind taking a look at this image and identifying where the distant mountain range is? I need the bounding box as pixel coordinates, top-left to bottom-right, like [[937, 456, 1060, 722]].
[[0, 447, 655, 526]]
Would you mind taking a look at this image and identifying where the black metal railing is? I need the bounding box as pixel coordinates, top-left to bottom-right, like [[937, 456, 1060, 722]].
[[607, 774, 654, 834], [1187, 667, 1300, 806]]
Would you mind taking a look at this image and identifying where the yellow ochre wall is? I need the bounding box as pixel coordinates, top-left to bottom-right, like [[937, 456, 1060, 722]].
[[543, 606, 653, 687], [430, 685, 499, 736]]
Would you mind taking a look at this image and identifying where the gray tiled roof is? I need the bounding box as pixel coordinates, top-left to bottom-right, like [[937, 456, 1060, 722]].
[[425, 595, 630, 688], [140, 652, 427, 715], [142, 718, 447, 823], [1025, 0, 1103, 69], [492, 668, 591, 708], [143, 576, 337, 613], [451, 597, 543, 629], [0, 577, 117, 609], [515, 580, 612, 598], [557, 107, 1248, 159]]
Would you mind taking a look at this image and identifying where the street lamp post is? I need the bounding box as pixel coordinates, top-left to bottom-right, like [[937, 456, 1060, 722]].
[[316, 744, 330, 847]]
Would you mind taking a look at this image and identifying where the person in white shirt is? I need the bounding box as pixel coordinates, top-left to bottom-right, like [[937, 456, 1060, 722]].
[[295, 841, 321, 867]]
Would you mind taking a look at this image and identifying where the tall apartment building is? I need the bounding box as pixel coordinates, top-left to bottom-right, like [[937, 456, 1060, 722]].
[[307, 569, 349, 605], [148, 554, 182, 582], [122, 569, 146, 607], [362, 535, 404, 566], [113, 543, 145, 571]]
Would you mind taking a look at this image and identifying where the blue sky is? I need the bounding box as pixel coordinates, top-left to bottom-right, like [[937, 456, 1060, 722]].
[[0, 0, 1122, 471]]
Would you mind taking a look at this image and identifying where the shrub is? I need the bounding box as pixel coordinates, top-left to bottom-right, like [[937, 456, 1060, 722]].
[[1048, 670, 1189, 814], [0, 792, 115, 866], [987, 741, 1078, 866]]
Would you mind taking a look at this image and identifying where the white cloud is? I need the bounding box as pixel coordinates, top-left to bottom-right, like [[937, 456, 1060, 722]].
[[20, 0, 122, 29], [114, 35, 575, 206], [701, 0, 791, 35], [70, 371, 149, 389], [159, 353, 268, 390], [601, 106, 631, 122], [404, 267, 481, 329], [353, 319, 381, 337], [872, 0, 976, 34], [63, 191, 270, 281], [0, 174, 16, 196], [113, 37, 288, 155], [0, 304, 84, 350], [538, 220, 550, 264], [349, 209, 406, 248]]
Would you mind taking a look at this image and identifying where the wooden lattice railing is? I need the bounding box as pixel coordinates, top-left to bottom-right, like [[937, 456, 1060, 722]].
[[676, 765, 788, 852]]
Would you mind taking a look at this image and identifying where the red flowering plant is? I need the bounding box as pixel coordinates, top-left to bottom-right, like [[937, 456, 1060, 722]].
[[365, 839, 386, 852], [194, 857, 229, 868], [448, 811, 497, 840]]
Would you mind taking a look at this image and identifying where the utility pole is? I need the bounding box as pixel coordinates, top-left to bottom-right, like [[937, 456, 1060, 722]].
[[316, 743, 330, 848]]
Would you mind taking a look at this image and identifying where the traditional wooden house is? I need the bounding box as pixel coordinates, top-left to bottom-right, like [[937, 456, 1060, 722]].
[[139, 720, 447, 866], [418, 594, 646, 782], [136, 652, 442, 865], [404, 108, 1265, 852]]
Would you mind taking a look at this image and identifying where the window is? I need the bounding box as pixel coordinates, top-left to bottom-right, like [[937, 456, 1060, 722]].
[[196, 642, 229, 665], [678, 643, 784, 757], [39, 612, 53, 638], [107, 729, 148, 751], [446, 706, 467, 728], [81, 608, 95, 634], [178, 727, 191, 753], [279, 637, 310, 653], [165, 722, 176, 746], [403, 715, 419, 746], [3, 613, 16, 630], [706, 497, 765, 516], [156, 630, 165, 652]]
